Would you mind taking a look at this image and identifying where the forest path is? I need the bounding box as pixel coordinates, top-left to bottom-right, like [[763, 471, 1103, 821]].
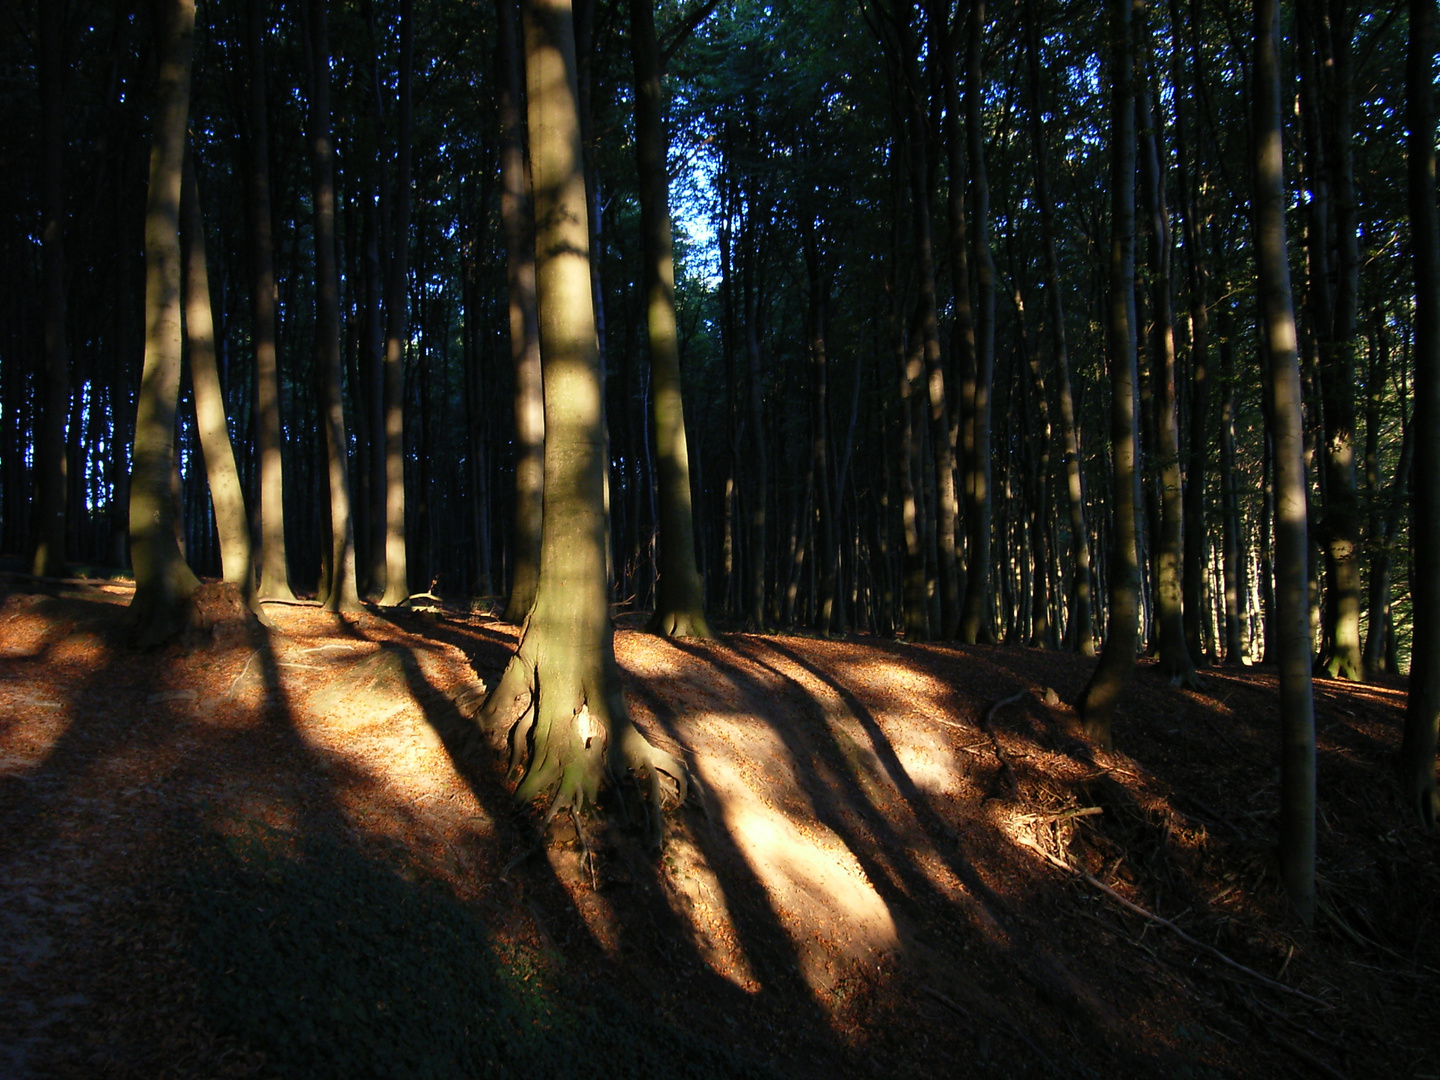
[[0, 582, 1434, 1078]]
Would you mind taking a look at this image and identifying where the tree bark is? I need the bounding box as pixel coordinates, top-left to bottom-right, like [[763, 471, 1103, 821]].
[[630, 0, 711, 638], [1078, 0, 1141, 747], [379, 0, 413, 607], [478, 0, 687, 836], [496, 0, 546, 623], [1024, 0, 1094, 655], [1254, 0, 1317, 919], [305, 0, 360, 613], [30, 0, 69, 579], [1137, 52, 1198, 687], [246, 0, 296, 602], [959, 0, 997, 645], [127, 0, 201, 646], [181, 154, 254, 597], [1401, 0, 1440, 828]]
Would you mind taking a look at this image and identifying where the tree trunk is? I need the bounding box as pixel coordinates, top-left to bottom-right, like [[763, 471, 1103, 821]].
[[181, 154, 254, 597], [478, 0, 687, 837], [246, 0, 296, 602], [1401, 0, 1440, 828], [630, 0, 711, 638], [1078, 0, 1140, 747], [379, 0, 413, 607], [802, 223, 838, 636], [959, 0, 997, 645], [30, 0, 69, 579], [1254, 0, 1317, 920], [127, 0, 201, 646], [306, 0, 360, 613], [1137, 56, 1198, 687], [1024, 0, 1093, 655]]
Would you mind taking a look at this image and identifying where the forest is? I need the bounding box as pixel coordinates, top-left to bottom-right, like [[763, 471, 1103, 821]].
[[1, 0, 1439, 1073]]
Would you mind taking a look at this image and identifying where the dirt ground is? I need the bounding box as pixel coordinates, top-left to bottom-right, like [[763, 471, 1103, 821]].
[[0, 576, 1436, 1079]]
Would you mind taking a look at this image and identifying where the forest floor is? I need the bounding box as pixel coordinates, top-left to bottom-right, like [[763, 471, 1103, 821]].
[[0, 575, 1436, 1079]]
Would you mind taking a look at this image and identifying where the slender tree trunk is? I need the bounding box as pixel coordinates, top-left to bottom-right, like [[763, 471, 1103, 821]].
[[1254, 0, 1317, 919], [379, 0, 413, 606], [305, 0, 360, 613], [1218, 320, 1248, 663], [803, 223, 838, 635], [1401, 0, 1440, 828], [31, 0, 69, 579], [247, 0, 296, 601], [1024, 0, 1093, 655], [181, 155, 254, 596], [959, 0, 997, 645], [128, 0, 201, 646], [630, 0, 711, 638], [478, 0, 687, 836], [1137, 56, 1198, 687], [1078, 0, 1141, 747]]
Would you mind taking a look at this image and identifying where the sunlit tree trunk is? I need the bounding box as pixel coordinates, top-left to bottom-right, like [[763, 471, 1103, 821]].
[[1254, 0, 1317, 919], [630, 0, 711, 638], [127, 0, 201, 646], [30, 0, 69, 579], [181, 155, 253, 596], [246, 0, 296, 602], [1078, 0, 1140, 747], [1401, 0, 1440, 828], [478, 0, 686, 835], [378, 0, 413, 607], [305, 0, 360, 613]]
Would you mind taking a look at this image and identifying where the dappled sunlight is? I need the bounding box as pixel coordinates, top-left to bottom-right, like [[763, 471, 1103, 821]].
[[695, 742, 900, 976]]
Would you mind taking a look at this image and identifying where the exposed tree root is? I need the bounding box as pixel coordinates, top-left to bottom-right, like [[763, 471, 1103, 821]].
[[478, 637, 692, 849], [647, 607, 713, 640]]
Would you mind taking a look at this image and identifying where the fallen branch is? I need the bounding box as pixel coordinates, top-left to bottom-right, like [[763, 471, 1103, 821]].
[[1020, 806, 1104, 825], [981, 691, 1028, 799], [1031, 845, 1330, 1008]]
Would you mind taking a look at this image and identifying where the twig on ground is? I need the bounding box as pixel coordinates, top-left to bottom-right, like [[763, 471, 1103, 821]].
[[981, 691, 1028, 800], [1019, 806, 1104, 824], [1031, 844, 1331, 1008], [224, 650, 262, 699]]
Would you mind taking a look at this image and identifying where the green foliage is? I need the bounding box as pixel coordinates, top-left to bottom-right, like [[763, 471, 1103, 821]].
[[183, 822, 778, 1080]]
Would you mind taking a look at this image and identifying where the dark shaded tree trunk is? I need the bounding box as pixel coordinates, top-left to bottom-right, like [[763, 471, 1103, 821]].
[[1254, 0, 1317, 920], [959, 0, 997, 645], [1024, 0, 1093, 655], [30, 0, 69, 579], [1401, 0, 1440, 828], [496, 0, 546, 623], [1078, 0, 1141, 747]]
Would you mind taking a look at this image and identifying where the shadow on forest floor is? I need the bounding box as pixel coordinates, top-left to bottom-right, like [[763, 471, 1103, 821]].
[[0, 584, 1437, 1078]]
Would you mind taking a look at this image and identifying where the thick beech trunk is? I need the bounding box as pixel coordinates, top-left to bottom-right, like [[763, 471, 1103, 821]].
[[478, 0, 687, 835], [128, 0, 201, 646]]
